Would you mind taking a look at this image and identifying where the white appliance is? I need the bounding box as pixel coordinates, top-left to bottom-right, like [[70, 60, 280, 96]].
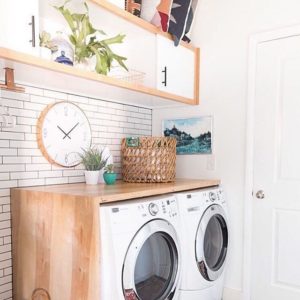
[[176, 187, 229, 300], [100, 195, 181, 300]]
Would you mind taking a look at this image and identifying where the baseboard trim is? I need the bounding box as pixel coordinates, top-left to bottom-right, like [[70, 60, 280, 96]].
[[223, 287, 242, 300]]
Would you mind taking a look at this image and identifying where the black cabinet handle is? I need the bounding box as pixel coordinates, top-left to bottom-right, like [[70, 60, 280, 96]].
[[29, 15, 36, 47], [162, 66, 167, 87]]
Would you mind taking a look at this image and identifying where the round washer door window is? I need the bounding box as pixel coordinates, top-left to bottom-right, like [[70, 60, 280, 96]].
[[195, 204, 228, 281], [123, 219, 179, 300]]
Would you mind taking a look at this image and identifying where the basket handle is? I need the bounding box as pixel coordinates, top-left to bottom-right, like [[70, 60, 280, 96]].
[[32, 288, 51, 300]]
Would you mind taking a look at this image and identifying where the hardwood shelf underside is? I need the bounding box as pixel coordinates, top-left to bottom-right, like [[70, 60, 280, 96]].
[[0, 48, 199, 106]]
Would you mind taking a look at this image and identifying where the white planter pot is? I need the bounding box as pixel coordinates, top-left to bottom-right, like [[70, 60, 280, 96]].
[[84, 170, 100, 185]]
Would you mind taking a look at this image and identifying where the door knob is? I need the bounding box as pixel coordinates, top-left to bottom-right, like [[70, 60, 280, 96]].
[[256, 190, 265, 199]]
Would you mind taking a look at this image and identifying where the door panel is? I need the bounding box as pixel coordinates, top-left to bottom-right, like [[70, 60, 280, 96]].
[[252, 34, 300, 300]]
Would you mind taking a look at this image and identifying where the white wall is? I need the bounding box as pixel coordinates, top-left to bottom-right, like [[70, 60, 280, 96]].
[[152, 0, 300, 297]]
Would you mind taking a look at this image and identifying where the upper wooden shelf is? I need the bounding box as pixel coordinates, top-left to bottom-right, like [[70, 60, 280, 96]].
[[90, 0, 196, 51], [0, 47, 199, 106]]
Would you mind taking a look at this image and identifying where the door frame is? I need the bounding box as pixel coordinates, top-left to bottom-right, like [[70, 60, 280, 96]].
[[243, 24, 300, 300]]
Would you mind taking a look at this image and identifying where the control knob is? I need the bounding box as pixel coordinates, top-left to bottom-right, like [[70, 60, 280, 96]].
[[148, 203, 159, 216], [209, 192, 217, 202]]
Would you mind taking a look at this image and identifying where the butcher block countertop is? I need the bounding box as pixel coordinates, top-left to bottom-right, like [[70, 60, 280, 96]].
[[12, 178, 220, 204]]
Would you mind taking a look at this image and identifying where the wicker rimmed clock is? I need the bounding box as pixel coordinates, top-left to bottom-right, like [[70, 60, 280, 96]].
[[37, 101, 92, 167]]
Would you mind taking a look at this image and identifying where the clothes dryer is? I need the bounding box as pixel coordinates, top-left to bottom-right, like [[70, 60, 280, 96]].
[[176, 187, 229, 300], [100, 195, 181, 300]]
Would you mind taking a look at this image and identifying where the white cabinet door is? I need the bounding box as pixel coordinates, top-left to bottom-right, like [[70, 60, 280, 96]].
[[156, 35, 195, 99], [0, 0, 39, 55]]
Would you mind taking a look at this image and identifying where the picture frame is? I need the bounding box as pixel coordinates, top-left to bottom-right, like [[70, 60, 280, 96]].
[[162, 116, 213, 155]]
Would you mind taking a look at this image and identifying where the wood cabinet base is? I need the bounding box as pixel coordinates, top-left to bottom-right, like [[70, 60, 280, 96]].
[[11, 190, 101, 300]]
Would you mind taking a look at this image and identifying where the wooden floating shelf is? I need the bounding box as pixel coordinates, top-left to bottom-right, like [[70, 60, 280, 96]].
[[0, 47, 199, 105], [90, 0, 196, 51]]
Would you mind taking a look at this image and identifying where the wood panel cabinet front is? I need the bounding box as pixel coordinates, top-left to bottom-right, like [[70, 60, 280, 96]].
[[11, 190, 100, 300]]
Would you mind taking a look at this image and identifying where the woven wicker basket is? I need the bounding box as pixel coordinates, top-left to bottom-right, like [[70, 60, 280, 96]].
[[121, 137, 176, 183]]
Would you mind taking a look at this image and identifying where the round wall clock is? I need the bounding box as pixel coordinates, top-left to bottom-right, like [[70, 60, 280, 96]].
[[37, 101, 92, 167]]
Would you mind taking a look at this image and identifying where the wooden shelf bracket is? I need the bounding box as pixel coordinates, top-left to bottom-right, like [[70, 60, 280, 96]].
[[0, 67, 25, 93]]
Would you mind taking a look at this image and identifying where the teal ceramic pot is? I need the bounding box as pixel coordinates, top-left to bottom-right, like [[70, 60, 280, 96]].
[[103, 172, 117, 185]]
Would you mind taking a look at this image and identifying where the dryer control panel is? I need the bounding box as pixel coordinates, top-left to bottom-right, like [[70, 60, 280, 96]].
[[202, 188, 225, 204]]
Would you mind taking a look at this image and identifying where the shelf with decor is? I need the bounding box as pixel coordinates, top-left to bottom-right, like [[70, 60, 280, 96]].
[[0, 47, 199, 107], [90, 0, 196, 50], [0, 0, 200, 107]]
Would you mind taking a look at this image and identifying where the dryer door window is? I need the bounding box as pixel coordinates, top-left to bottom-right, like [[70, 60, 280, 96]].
[[123, 219, 180, 300], [195, 204, 228, 281]]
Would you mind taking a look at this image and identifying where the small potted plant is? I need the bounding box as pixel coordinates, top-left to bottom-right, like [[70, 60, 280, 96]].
[[103, 164, 117, 185], [79, 147, 108, 185]]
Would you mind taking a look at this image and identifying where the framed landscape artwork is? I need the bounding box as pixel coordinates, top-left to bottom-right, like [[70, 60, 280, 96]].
[[163, 117, 213, 155]]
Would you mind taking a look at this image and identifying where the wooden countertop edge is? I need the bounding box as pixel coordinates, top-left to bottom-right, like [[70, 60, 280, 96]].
[[10, 179, 221, 204]]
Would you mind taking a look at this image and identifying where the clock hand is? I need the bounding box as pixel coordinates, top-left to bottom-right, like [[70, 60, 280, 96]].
[[57, 125, 71, 139], [63, 122, 79, 140]]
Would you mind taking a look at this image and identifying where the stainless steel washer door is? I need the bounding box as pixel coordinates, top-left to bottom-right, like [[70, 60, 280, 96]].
[[195, 204, 228, 281], [122, 219, 180, 300]]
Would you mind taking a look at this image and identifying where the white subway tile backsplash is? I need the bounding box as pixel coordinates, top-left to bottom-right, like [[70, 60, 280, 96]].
[[0, 90, 29, 102], [68, 94, 89, 104], [23, 102, 47, 111], [9, 141, 37, 149], [10, 172, 38, 180], [30, 94, 53, 104], [0, 181, 17, 189], [0, 132, 24, 141], [43, 89, 68, 100], [25, 164, 51, 171], [3, 157, 31, 164], [0, 99, 23, 109], [0, 142, 9, 148], [0, 198, 10, 206], [0, 165, 25, 173], [68, 176, 85, 183], [16, 117, 37, 126], [45, 177, 68, 185], [0, 84, 152, 297], [0, 175, 9, 182], [39, 171, 63, 178], [0, 149, 17, 157], [17, 149, 41, 156], [25, 86, 43, 96]]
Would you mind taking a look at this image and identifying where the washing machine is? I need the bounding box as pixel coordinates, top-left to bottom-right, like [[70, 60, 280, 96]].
[[176, 187, 229, 300], [100, 194, 181, 300]]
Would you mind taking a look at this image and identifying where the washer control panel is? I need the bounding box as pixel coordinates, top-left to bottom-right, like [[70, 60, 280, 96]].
[[137, 197, 178, 218]]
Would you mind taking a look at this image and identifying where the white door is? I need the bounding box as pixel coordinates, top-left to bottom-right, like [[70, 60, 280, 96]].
[[156, 35, 195, 99], [0, 0, 39, 55], [252, 34, 300, 300]]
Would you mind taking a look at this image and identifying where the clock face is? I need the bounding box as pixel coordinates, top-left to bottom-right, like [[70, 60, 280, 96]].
[[37, 101, 92, 167]]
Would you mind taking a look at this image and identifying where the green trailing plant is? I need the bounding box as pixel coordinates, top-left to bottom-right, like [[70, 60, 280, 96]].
[[78, 147, 108, 171], [54, 0, 128, 75], [104, 164, 114, 173], [39, 31, 58, 51]]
